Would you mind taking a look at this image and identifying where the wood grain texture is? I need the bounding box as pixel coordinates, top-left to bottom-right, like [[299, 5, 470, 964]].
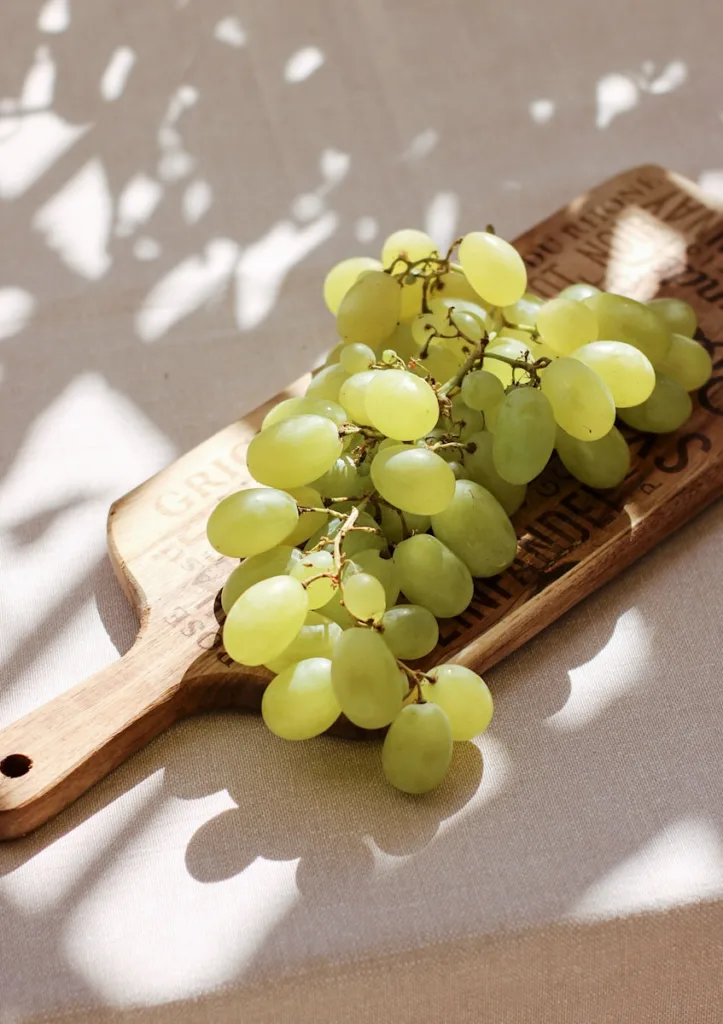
[[1, 164, 722, 840]]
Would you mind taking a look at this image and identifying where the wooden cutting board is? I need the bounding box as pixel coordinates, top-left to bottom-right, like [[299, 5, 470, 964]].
[[1, 164, 722, 841]]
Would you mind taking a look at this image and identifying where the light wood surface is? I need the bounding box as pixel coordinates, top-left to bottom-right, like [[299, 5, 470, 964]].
[[1, 164, 722, 840]]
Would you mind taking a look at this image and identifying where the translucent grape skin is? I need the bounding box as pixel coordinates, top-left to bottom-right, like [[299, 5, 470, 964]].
[[558, 282, 601, 302], [323, 256, 382, 314], [572, 340, 655, 408], [264, 612, 343, 673], [647, 297, 697, 338], [290, 550, 338, 609], [365, 370, 439, 440], [382, 703, 453, 794], [207, 488, 298, 558], [458, 231, 527, 307], [346, 548, 400, 607], [584, 292, 672, 365], [555, 426, 630, 489], [223, 575, 308, 666], [655, 333, 713, 391], [221, 545, 302, 615], [305, 363, 349, 403], [340, 342, 376, 375], [331, 628, 403, 729], [393, 533, 474, 618], [463, 430, 527, 515], [381, 228, 438, 269], [261, 395, 347, 431], [338, 369, 379, 425], [431, 479, 517, 578], [380, 604, 439, 659], [342, 572, 386, 621], [618, 374, 693, 434], [336, 270, 401, 345], [421, 665, 493, 741], [262, 658, 341, 740], [283, 486, 327, 547], [540, 357, 616, 441], [535, 296, 597, 355], [371, 445, 456, 516], [492, 387, 556, 484], [247, 414, 343, 489]]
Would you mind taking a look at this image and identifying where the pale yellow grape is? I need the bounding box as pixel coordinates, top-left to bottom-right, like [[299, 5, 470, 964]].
[[318, 588, 357, 630], [461, 369, 505, 415], [262, 658, 341, 740], [382, 228, 437, 269], [382, 703, 453, 794], [386, 322, 422, 363], [447, 460, 469, 480], [571, 340, 655, 408], [380, 604, 439, 660], [540, 358, 615, 440], [427, 297, 492, 338], [647, 297, 697, 338], [393, 533, 473, 617], [444, 394, 485, 441], [558, 282, 600, 302], [262, 395, 347, 431], [399, 272, 424, 321], [337, 270, 401, 345], [492, 387, 556, 484], [347, 548, 400, 606], [290, 550, 338, 609], [433, 268, 486, 304], [655, 333, 713, 391], [342, 572, 386, 621], [585, 292, 672, 365], [323, 256, 382, 314], [340, 342, 376, 375], [265, 612, 342, 673], [365, 370, 439, 440], [431, 479, 517, 577], [312, 454, 366, 499], [536, 296, 597, 355], [247, 414, 342, 489], [371, 445, 455, 515], [422, 665, 493, 741], [324, 342, 345, 367], [414, 342, 463, 385], [502, 292, 543, 328], [555, 426, 630, 489], [207, 488, 298, 558], [305, 363, 349, 403], [305, 511, 386, 558], [331, 627, 402, 728], [411, 311, 444, 349], [462, 431, 526, 514], [379, 506, 431, 545], [618, 374, 693, 433], [338, 369, 378, 424], [223, 575, 308, 666], [458, 231, 527, 306], [482, 338, 535, 387], [283, 486, 327, 546], [221, 545, 302, 615]]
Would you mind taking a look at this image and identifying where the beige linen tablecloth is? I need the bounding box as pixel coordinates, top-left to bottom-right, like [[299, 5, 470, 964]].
[[1, 2, 723, 1021]]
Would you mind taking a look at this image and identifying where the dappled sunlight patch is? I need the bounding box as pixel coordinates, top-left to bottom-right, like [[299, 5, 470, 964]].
[[100, 46, 137, 102], [0, 288, 35, 340], [115, 172, 163, 237], [213, 16, 247, 48], [425, 192, 459, 253], [34, 157, 112, 279], [284, 46, 325, 84]]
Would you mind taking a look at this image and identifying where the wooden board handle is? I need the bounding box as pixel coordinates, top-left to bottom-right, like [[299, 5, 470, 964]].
[[0, 639, 186, 840]]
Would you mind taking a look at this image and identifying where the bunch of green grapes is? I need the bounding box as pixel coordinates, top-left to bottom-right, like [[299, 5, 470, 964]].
[[207, 226, 713, 794]]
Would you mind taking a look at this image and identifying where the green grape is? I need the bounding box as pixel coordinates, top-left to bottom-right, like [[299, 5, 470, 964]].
[[492, 387, 555, 484], [380, 604, 439, 659], [572, 340, 655, 407], [305, 511, 386, 557], [262, 658, 341, 740], [265, 611, 343, 673], [382, 348, 398, 364], [399, 272, 424, 322], [312, 454, 366, 499], [340, 342, 376, 375], [431, 479, 517, 577], [655, 333, 713, 391], [223, 575, 308, 666], [411, 311, 443, 350], [421, 664, 493, 741], [282, 486, 327, 546], [382, 228, 438, 269], [371, 445, 455, 515], [290, 550, 338, 609], [323, 256, 383, 314], [585, 292, 672, 365], [558, 282, 600, 302], [433, 268, 487, 304], [379, 506, 431, 544], [618, 374, 693, 433], [342, 572, 386, 621], [331, 627, 403, 728], [262, 396, 347, 431], [324, 342, 345, 367], [338, 369, 378, 424], [502, 291, 543, 328], [347, 548, 400, 607], [647, 297, 697, 338], [536, 296, 597, 355], [446, 460, 469, 481], [427, 297, 493, 338], [305, 363, 349, 403], [540, 358, 615, 441], [555, 426, 630, 489], [207, 487, 299, 558], [482, 338, 535, 388], [382, 703, 453, 794], [337, 270, 401, 345], [221, 545, 302, 615], [318, 588, 357, 629], [393, 533, 473, 617], [365, 369, 440, 440], [462, 431, 526, 514], [461, 369, 505, 415], [448, 394, 485, 441], [386, 322, 422, 363], [414, 342, 463, 385], [247, 414, 343, 489], [459, 231, 527, 306]]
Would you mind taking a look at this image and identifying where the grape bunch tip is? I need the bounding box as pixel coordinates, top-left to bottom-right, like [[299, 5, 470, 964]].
[[207, 225, 712, 795]]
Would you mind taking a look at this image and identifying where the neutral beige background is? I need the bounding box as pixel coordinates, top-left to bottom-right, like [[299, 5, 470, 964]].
[[1, 1, 723, 1021]]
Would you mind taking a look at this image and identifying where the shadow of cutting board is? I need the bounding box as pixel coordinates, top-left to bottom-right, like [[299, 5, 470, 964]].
[[1, 164, 722, 840]]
